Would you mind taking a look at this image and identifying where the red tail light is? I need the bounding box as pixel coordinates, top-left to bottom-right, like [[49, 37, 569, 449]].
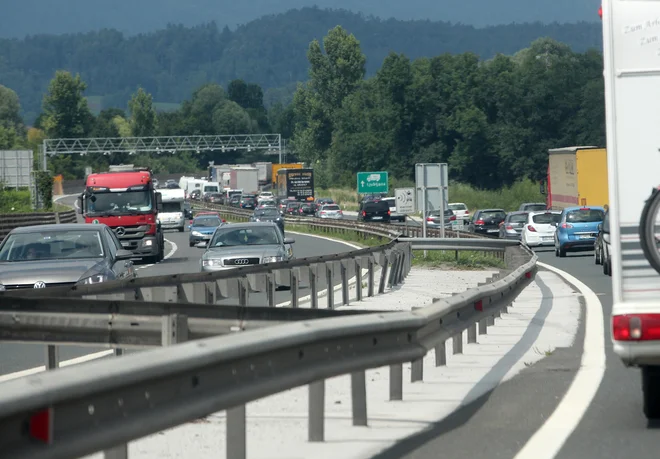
[[613, 314, 660, 341], [321, 211, 326, 214], [475, 220, 485, 225], [362, 210, 366, 217], [505, 225, 513, 230], [450, 215, 456, 221], [387, 210, 391, 215], [561, 223, 573, 229], [527, 225, 537, 232], [189, 220, 193, 224], [427, 217, 433, 222], [598, 5, 602, 18], [338, 211, 343, 215], [222, 219, 226, 223], [580, 207, 590, 211]]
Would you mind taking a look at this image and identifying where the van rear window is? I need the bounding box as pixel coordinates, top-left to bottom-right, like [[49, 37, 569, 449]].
[[364, 201, 389, 211]]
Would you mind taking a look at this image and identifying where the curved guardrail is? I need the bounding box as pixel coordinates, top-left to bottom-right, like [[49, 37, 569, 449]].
[[0, 241, 537, 459]]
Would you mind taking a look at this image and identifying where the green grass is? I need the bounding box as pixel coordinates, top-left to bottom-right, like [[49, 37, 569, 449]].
[[0, 189, 33, 213], [412, 250, 505, 270], [286, 223, 386, 247]]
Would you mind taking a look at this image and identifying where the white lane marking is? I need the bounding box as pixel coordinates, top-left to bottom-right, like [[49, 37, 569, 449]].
[[513, 261, 606, 459], [135, 237, 178, 270], [276, 230, 366, 307], [0, 350, 114, 383]]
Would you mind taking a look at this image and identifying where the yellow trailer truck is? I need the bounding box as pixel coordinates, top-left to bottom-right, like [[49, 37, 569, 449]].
[[545, 146, 609, 210]]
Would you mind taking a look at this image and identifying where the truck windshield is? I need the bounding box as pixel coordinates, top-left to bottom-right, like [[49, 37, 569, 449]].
[[86, 190, 153, 215]]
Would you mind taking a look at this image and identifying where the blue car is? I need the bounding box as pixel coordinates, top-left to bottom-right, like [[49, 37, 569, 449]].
[[554, 206, 605, 257], [188, 214, 226, 247]]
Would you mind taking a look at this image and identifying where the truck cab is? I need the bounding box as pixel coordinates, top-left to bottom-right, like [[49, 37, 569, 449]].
[[78, 167, 165, 263]]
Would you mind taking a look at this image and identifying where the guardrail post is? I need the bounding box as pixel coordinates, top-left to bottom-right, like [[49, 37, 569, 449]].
[[309, 265, 318, 309], [162, 314, 188, 346], [487, 315, 496, 326], [238, 278, 248, 307], [326, 262, 334, 309], [467, 323, 477, 343], [289, 268, 300, 308], [227, 405, 247, 459], [114, 348, 123, 357], [479, 318, 488, 335], [351, 371, 368, 426], [452, 332, 463, 354], [266, 272, 276, 307], [340, 260, 349, 305], [354, 258, 362, 301], [367, 257, 375, 297], [389, 364, 403, 400], [411, 358, 423, 382], [378, 253, 389, 293], [435, 341, 447, 366], [309, 380, 325, 441], [45, 345, 59, 370], [54, 212, 61, 224]]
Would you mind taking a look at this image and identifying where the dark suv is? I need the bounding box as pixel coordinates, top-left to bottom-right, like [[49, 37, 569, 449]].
[[358, 200, 391, 223]]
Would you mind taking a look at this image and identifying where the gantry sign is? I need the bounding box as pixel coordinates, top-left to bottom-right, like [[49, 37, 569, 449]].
[[41, 134, 283, 168]]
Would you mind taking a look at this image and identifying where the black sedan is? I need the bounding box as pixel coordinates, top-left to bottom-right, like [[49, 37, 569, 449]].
[[249, 208, 285, 235], [0, 223, 136, 291]]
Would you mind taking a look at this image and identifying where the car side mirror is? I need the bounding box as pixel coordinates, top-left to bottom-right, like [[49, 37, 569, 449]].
[[195, 241, 208, 248], [283, 238, 295, 244], [115, 249, 134, 260], [155, 192, 163, 211]]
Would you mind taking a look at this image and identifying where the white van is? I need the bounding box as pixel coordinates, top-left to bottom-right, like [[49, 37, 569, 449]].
[[157, 188, 186, 232]]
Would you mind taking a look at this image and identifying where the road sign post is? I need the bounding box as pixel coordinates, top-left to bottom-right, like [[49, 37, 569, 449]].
[[415, 163, 449, 241], [357, 171, 389, 195]]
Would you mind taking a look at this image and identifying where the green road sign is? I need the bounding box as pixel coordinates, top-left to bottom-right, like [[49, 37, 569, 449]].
[[357, 171, 389, 194]]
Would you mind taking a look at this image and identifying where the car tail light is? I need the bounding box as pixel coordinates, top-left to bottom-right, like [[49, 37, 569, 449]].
[[362, 210, 366, 217], [338, 210, 343, 215], [450, 215, 456, 221], [561, 223, 573, 229], [387, 210, 391, 215], [189, 220, 193, 224], [506, 225, 513, 230], [475, 220, 485, 225], [612, 314, 660, 341], [427, 216, 433, 222], [321, 211, 326, 215], [222, 219, 226, 223], [527, 225, 537, 232], [580, 207, 590, 211]]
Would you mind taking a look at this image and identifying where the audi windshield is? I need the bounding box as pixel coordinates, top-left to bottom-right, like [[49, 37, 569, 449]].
[[209, 226, 282, 248], [85, 190, 153, 216]]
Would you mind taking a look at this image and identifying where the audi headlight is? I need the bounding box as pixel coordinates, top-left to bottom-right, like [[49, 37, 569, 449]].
[[78, 274, 108, 285], [263, 256, 283, 263], [192, 231, 203, 236], [202, 258, 222, 267]]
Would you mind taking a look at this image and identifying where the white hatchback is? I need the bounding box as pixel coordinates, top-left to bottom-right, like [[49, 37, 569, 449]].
[[448, 202, 470, 223], [521, 210, 562, 247]]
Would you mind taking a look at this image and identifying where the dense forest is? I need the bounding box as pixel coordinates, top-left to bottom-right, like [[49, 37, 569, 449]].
[[0, 23, 605, 192], [1, 0, 599, 38], [0, 8, 604, 122]]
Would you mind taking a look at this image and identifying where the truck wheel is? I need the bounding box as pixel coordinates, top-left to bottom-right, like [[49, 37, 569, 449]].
[[642, 366, 660, 419]]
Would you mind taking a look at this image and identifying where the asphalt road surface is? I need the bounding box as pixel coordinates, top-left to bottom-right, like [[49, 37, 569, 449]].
[[0, 197, 360, 377]]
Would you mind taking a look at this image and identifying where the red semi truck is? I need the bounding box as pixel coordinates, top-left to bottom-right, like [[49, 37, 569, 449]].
[[77, 167, 165, 263]]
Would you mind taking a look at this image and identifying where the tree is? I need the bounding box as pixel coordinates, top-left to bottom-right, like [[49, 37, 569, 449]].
[[92, 108, 126, 137], [0, 85, 23, 130], [41, 71, 93, 138], [128, 88, 157, 136]]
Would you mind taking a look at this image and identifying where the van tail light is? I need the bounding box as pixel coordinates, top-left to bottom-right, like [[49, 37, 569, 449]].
[[561, 223, 573, 229], [527, 225, 537, 232], [475, 220, 485, 225], [612, 314, 660, 341]]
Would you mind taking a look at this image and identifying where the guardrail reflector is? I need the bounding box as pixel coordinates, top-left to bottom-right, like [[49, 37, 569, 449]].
[[29, 407, 53, 444], [474, 300, 483, 311]]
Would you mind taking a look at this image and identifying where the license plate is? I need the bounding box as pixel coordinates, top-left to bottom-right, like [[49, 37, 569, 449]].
[[372, 216, 382, 220], [487, 229, 498, 233], [203, 235, 212, 239], [578, 234, 592, 239], [542, 236, 553, 241], [121, 242, 130, 248]]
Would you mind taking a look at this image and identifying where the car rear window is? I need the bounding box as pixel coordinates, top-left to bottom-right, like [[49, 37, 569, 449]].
[[523, 204, 546, 211], [479, 211, 506, 220], [449, 204, 467, 211], [533, 213, 561, 224], [566, 209, 604, 223], [364, 201, 390, 211], [509, 214, 528, 223], [323, 205, 340, 211]]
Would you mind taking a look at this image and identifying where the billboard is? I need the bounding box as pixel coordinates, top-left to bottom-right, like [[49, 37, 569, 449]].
[[286, 168, 314, 200], [0, 150, 33, 188]]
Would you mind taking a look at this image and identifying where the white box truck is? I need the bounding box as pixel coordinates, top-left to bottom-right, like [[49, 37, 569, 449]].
[[157, 188, 186, 232], [229, 167, 259, 193]]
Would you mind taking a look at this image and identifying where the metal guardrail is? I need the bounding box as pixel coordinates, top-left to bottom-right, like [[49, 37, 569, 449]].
[[0, 210, 77, 240], [0, 243, 537, 459]]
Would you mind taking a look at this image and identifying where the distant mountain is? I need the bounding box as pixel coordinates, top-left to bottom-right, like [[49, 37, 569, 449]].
[[0, 8, 604, 122], [2, 0, 601, 38]]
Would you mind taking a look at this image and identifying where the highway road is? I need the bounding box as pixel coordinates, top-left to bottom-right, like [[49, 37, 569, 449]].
[[0, 199, 361, 378], [367, 247, 656, 459]]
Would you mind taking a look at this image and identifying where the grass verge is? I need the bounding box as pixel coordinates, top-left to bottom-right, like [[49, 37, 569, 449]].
[[212, 212, 504, 270]]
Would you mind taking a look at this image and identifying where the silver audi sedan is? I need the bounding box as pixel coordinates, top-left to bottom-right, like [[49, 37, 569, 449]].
[[0, 223, 136, 291], [198, 222, 295, 271]]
